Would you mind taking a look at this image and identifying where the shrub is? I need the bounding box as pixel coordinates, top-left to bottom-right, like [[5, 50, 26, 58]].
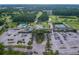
[[28, 41, 33, 45], [27, 45, 32, 49], [43, 50, 53, 55]]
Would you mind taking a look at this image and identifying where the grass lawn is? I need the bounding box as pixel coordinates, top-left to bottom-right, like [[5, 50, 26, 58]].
[[41, 22, 49, 29], [49, 16, 58, 23], [30, 21, 50, 29], [0, 29, 4, 35], [6, 45, 27, 48], [36, 11, 43, 18], [7, 22, 17, 28], [65, 21, 79, 30], [30, 22, 37, 26], [49, 15, 79, 30], [49, 16, 78, 23], [3, 50, 24, 55]]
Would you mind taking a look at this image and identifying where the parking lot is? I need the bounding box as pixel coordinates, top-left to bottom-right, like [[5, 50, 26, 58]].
[[0, 29, 32, 46], [53, 32, 79, 54]]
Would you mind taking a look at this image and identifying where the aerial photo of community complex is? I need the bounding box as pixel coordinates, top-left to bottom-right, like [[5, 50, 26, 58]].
[[0, 4, 79, 55]]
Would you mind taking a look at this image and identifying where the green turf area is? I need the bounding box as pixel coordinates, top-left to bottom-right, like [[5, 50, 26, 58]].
[[30, 21, 50, 29], [65, 21, 79, 30], [4, 50, 24, 55], [41, 22, 49, 29], [36, 11, 43, 18], [49, 16, 58, 23], [7, 22, 17, 28], [49, 15, 79, 30]]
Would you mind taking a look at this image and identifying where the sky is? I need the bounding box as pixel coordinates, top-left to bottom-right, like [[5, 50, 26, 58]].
[[0, 0, 79, 4]]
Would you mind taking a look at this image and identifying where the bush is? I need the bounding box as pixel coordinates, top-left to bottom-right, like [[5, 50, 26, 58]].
[[13, 45, 26, 48], [46, 40, 51, 49], [43, 50, 53, 55], [54, 50, 59, 55], [0, 43, 5, 55], [36, 39, 44, 44], [36, 33, 44, 44], [27, 45, 32, 49], [4, 50, 24, 55], [28, 41, 33, 45]]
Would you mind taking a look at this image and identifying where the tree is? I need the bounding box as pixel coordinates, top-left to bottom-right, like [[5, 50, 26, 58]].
[[46, 40, 51, 50], [27, 45, 33, 49], [28, 40, 33, 45], [12, 11, 36, 24], [36, 33, 44, 44], [54, 50, 59, 55], [38, 12, 48, 22], [0, 20, 4, 26], [0, 43, 5, 55]]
